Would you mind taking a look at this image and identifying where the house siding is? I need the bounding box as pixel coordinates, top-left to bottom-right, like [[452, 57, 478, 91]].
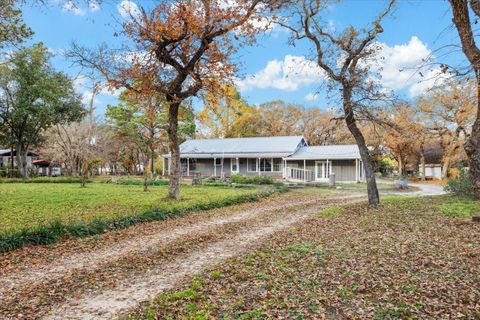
[[180, 157, 284, 178], [285, 159, 359, 182], [170, 156, 361, 182]]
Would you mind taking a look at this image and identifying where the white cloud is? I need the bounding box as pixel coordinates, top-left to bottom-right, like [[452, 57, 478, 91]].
[[237, 55, 324, 92], [305, 93, 318, 101], [372, 36, 450, 96], [62, 0, 86, 16], [73, 76, 120, 108], [118, 0, 141, 19]]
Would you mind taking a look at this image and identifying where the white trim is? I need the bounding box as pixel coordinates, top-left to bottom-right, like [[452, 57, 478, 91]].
[[231, 158, 239, 173], [355, 159, 359, 182], [258, 157, 261, 176], [315, 160, 331, 181]]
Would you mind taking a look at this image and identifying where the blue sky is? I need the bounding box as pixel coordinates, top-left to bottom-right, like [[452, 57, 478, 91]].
[[19, 0, 463, 117]]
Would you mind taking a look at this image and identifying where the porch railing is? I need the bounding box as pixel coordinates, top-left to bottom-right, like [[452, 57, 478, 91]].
[[285, 167, 314, 182]]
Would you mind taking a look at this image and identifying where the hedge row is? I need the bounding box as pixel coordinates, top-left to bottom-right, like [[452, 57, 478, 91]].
[[230, 174, 273, 185], [101, 178, 169, 186], [0, 187, 286, 253], [0, 177, 88, 184]]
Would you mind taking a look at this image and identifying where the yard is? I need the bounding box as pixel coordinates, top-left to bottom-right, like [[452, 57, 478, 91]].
[[0, 182, 264, 252], [126, 195, 480, 319], [1, 183, 478, 319]]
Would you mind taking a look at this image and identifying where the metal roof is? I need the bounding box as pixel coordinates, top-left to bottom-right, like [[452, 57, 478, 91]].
[[179, 152, 291, 159], [0, 149, 39, 157], [287, 145, 361, 160], [167, 136, 306, 158]]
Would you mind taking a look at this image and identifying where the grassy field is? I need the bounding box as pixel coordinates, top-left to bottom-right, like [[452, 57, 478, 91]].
[[0, 183, 261, 233], [127, 195, 480, 319], [0, 183, 267, 252]]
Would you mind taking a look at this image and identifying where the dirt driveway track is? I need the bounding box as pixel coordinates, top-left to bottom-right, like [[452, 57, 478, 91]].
[[1, 190, 366, 319]]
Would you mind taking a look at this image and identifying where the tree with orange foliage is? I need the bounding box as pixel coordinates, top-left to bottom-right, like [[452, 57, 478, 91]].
[[67, 0, 281, 199], [417, 80, 476, 179]]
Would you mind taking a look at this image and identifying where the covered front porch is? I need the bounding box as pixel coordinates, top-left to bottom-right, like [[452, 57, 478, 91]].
[[283, 159, 364, 183], [162, 156, 286, 178]]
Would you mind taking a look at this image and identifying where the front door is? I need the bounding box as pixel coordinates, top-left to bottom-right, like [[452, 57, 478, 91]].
[[315, 161, 330, 180]]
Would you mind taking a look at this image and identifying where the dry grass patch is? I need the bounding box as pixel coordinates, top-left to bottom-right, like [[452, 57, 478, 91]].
[[126, 196, 480, 319]]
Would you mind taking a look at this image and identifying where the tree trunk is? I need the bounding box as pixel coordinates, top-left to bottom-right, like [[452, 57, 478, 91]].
[[10, 145, 14, 178], [420, 146, 426, 181], [143, 159, 149, 192], [343, 91, 379, 205], [150, 150, 155, 178], [398, 155, 403, 177], [167, 99, 181, 200], [16, 144, 29, 180], [448, 0, 480, 198], [465, 87, 480, 199], [441, 156, 450, 180], [80, 164, 87, 188]]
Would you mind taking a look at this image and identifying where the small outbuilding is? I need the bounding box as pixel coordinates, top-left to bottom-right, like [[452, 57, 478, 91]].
[[419, 164, 442, 180]]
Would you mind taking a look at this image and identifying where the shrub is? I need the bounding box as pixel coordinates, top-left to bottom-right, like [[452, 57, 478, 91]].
[[230, 174, 273, 185], [444, 164, 474, 198]]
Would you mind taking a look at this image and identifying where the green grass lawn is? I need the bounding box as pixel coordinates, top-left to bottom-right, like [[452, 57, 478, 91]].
[[126, 196, 480, 319], [0, 183, 259, 234]]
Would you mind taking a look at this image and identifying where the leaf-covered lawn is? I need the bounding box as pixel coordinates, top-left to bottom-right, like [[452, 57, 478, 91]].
[[0, 183, 259, 233], [127, 195, 480, 319]]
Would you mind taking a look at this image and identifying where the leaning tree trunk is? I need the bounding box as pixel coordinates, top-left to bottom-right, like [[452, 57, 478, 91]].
[[343, 92, 380, 205], [465, 86, 480, 199], [167, 99, 181, 200], [448, 0, 480, 198]]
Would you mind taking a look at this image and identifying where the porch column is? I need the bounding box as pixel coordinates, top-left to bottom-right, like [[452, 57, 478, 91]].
[[187, 158, 190, 176], [168, 158, 171, 175], [283, 159, 286, 179], [214, 158, 217, 177], [327, 159, 330, 176], [162, 157, 165, 176], [355, 159, 359, 182], [258, 157, 261, 176], [304, 159, 306, 182]]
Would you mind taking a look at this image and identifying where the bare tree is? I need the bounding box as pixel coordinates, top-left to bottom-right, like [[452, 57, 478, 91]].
[[447, 0, 480, 198], [282, 0, 395, 204]]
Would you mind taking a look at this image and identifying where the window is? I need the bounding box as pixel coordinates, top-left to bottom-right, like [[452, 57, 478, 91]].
[[260, 158, 271, 172], [180, 159, 188, 173], [215, 158, 222, 166], [272, 158, 281, 172], [189, 159, 197, 171], [231, 158, 239, 172], [247, 158, 258, 172]]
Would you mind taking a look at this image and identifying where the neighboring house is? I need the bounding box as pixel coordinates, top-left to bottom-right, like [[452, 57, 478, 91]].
[[0, 149, 38, 170], [33, 159, 62, 177], [163, 136, 365, 182], [418, 164, 442, 180]]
